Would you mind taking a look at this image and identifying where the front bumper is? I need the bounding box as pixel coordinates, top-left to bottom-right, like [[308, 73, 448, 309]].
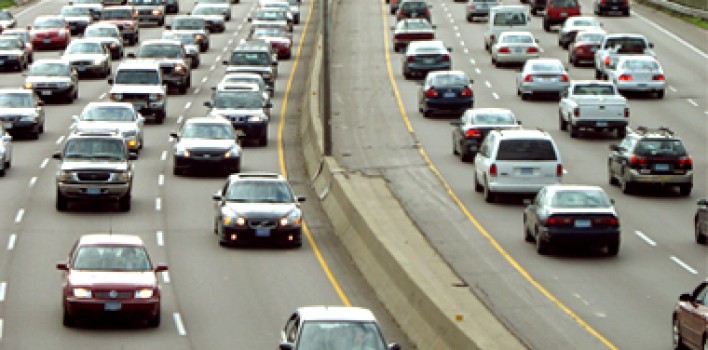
[[67, 22, 89, 35], [64, 297, 159, 321], [70, 62, 107, 77], [0, 57, 24, 69], [1, 119, 39, 133], [32, 85, 74, 99], [57, 182, 131, 200], [220, 225, 302, 246], [174, 155, 240, 173], [31, 37, 69, 49]]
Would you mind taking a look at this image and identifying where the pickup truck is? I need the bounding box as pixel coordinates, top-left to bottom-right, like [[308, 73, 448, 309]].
[[558, 80, 629, 138], [594, 33, 654, 79]]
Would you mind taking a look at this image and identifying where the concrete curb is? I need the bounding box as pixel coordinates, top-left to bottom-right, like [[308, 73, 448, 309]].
[[300, 30, 525, 350]]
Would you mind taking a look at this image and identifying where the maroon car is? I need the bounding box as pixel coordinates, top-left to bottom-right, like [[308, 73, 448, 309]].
[[673, 280, 708, 350], [391, 18, 436, 53], [568, 30, 605, 67], [28, 16, 71, 50], [249, 26, 292, 60], [57, 234, 167, 327]]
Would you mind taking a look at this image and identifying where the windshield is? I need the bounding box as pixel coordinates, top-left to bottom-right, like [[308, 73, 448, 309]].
[[162, 32, 196, 45], [173, 17, 205, 29], [0, 38, 21, 50], [252, 28, 287, 37], [550, 189, 611, 208], [29, 62, 70, 76], [493, 12, 526, 25], [230, 52, 270, 65], [621, 59, 659, 70], [496, 140, 558, 161], [73, 245, 151, 271], [115, 69, 161, 84], [138, 44, 183, 58], [193, 6, 224, 15], [573, 85, 615, 95], [33, 17, 64, 28], [225, 181, 294, 203], [296, 322, 387, 350], [101, 10, 132, 20], [181, 123, 235, 139], [63, 139, 126, 160], [214, 91, 262, 109], [81, 106, 135, 122], [61, 7, 91, 16], [66, 42, 104, 54], [132, 0, 163, 4], [85, 26, 120, 38], [253, 10, 286, 20], [0, 11, 12, 20], [0, 93, 32, 108], [634, 139, 687, 156]]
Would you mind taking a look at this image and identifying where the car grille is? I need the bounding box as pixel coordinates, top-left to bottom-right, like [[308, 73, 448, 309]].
[[160, 66, 173, 75], [224, 115, 248, 123], [138, 9, 154, 15], [71, 60, 95, 67], [120, 93, 149, 102], [189, 148, 226, 158], [34, 82, 61, 88], [94, 290, 134, 299], [0, 115, 19, 122], [77, 172, 111, 181], [248, 218, 278, 229]]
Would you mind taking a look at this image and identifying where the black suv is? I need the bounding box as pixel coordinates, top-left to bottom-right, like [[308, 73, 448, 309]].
[[204, 87, 272, 146], [223, 40, 278, 90], [608, 126, 693, 195], [396, 0, 432, 23], [212, 173, 305, 247], [130, 39, 192, 94], [53, 130, 136, 211]]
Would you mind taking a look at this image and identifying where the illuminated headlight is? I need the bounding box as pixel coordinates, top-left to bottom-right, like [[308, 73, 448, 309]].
[[223, 147, 240, 158], [24, 82, 32, 89], [223, 215, 246, 226], [134, 288, 154, 299], [111, 93, 123, 101], [110, 42, 118, 49], [57, 170, 74, 182], [72, 288, 92, 298], [195, 34, 204, 41], [152, 9, 162, 15], [149, 93, 163, 101], [19, 114, 36, 122], [248, 115, 266, 122], [174, 64, 186, 73], [279, 209, 302, 227], [93, 58, 104, 65], [174, 147, 190, 157], [113, 171, 131, 182]]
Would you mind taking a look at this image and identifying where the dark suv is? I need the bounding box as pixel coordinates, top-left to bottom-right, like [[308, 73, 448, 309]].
[[130, 39, 192, 94], [223, 40, 278, 91], [608, 126, 693, 196], [543, 0, 580, 31], [396, 0, 433, 23], [53, 130, 136, 211]]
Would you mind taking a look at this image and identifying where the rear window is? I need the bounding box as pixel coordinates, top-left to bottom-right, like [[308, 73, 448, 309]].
[[634, 139, 687, 156], [550, 0, 578, 6], [496, 139, 557, 161], [493, 12, 527, 25]]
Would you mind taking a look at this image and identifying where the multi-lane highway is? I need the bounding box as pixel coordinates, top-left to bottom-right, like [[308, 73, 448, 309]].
[[0, 1, 412, 349], [331, 0, 706, 349]]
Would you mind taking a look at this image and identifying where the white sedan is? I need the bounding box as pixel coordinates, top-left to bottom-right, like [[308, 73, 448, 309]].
[[606, 55, 665, 98], [491, 31, 540, 68]]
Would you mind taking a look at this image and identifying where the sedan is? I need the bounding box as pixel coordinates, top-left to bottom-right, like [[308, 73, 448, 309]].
[[195, 0, 232, 21], [166, 16, 210, 52], [217, 72, 272, 100], [1, 28, 34, 64], [0, 88, 45, 139], [0, 9, 17, 31], [451, 108, 520, 162], [490, 31, 540, 68], [0, 36, 29, 71], [516, 58, 570, 100], [249, 26, 292, 59], [24, 59, 79, 103], [83, 23, 124, 60], [606, 55, 665, 98], [161, 31, 202, 68], [568, 30, 605, 67], [61, 38, 112, 78], [417, 70, 473, 118], [391, 18, 435, 53], [59, 4, 96, 36], [28, 16, 71, 50], [72, 102, 145, 154], [205, 88, 272, 146], [56, 234, 167, 327], [695, 199, 708, 244], [190, 4, 228, 32], [673, 280, 708, 350], [523, 184, 621, 255], [402, 40, 451, 79], [557, 16, 602, 49], [0, 125, 11, 176], [170, 117, 243, 176]]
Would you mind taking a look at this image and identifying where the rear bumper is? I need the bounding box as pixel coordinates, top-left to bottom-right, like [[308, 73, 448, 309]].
[[539, 227, 620, 245], [626, 170, 692, 185]]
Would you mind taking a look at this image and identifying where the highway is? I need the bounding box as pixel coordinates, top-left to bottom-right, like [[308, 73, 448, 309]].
[[331, 0, 707, 349], [0, 0, 412, 349]]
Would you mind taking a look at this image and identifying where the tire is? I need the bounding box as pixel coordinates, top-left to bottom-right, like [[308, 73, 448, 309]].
[[146, 311, 160, 328], [695, 219, 707, 244], [672, 317, 688, 350], [559, 113, 567, 131], [531, 8, 537, 15], [118, 193, 131, 212], [536, 234, 550, 255], [0, 166, 4, 177], [474, 172, 483, 192], [595, 69, 602, 79], [156, 111, 166, 124], [617, 127, 626, 138], [657, 90, 665, 99], [460, 148, 472, 162], [466, 15, 473, 22], [623, 9, 630, 16], [521, 93, 529, 101], [56, 191, 69, 211], [679, 185, 692, 196], [606, 240, 620, 256], [543, 19, 551, 32], [452, 139, 459, 155], [483, 179, 495, 203], [173, 167, 184, 176], [178, 83, 188, 95], [62, 308, 74, 327], [569, 123, 579, 138]]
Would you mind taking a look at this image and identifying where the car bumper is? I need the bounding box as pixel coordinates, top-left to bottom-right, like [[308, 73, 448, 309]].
[[571, 119, 627, 129], [116, 100, 165, 116], [67, 23, 89, 35], [64, 297, 159, 320], [597, 3, 629, 12], [163, 75, 189, 87], [229, 121, 268, 140], [31, 38, 69, 49], [404, 63, 451, 76], [467, 9, 490, 17], [495, 52, 539, 64], [206, 22, 226, 33], [519, 81, 570, 94], [424, 98, 473, 114], [174, 155, 240, 172], [540, 227, 620, 245], [32, 86, 74, 99], [57, 183, 131, 200], [626, 170, 693, 185], [0, 58, 24, 69], [71, 64, 107, 76], [1, 120, 39, 132], [137, 15, 164, 24], [220, 225, 302, 246], [616, 81, 665, 92], [489, 178, 562, 194]]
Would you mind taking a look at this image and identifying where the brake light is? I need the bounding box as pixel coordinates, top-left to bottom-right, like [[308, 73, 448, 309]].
[[556, 164, 563, 177], [407, 55, 415, 62], [624, 107, 630, 118], [546, 216, 573, 225], [498, 47, 510, 53], [630, 154, 647, 165], [561, 74, 569, 82], [653, 74, 665, 81], [469, 4, 475, 9], [489, 164, 497, 177], [527, 46, 539, 53], [604, 56, 610, 66], [460, 87, 473, 96], [425, 8, 430, 15], [524, 75, 533, 82], [619, 74, 632, 81], [464, 128, 482, 138], [425, 88, 438, 98], [679, 156, 693, 167], [601, 0, 606, 3], [593, 217, 619, 225], [573, 107, 579, 118], [441, 54, 450, 61]]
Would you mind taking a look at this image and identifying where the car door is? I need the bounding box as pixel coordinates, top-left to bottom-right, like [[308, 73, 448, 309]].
[[525, 188, 545, 235], [452, 112, 468, 151], [682, 283, 708, 347], [609, 136, 631, 177], [474, 133, 494, 182], [700, 201, 708, 238]]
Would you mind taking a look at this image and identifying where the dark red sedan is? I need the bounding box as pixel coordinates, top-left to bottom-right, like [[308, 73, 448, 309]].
[[28, 16, 71, 50], [568, 30, 605, 67], [249, 26, 292, 60], [391, 18, 435, 53], [57, 234, 167, 327], [673, 280, 708, 349]]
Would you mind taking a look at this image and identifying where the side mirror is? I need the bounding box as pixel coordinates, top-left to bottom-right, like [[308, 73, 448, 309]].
[[52, 151, 62, 160], [128, 153, 138, 160], [26, 25, 31, 30], [56, 262, 69, 270], [649, 42, 654, 48], [447, 47, 453, 53], [265, 102, 273, 108], [155, 263, 168, 272], [212, 193, 223, 201], [679, 293, 692, 302], [296, 196, 306, 202], [247, 18, 252, 22], [469, 79, 474, 84], [432, 25, 437, 29], [272, 61, 278, 66], [169, 131, 179, 139], [222, 60, 229, 65], [1, 135, 11, 142], [107, 77, 113, 85], [517, 120, 522, 125], [203, 100, 213, 108]]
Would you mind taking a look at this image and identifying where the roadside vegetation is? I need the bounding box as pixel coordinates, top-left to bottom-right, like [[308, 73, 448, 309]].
[[0, 0, 14, 9], [636, 0, 708, 28]]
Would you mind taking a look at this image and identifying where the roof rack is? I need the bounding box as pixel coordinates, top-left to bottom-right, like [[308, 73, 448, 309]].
[[633, 126, 675, 136]]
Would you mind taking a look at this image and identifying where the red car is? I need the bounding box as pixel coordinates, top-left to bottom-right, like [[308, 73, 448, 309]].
[[57, 234, 167, 327], [543, 0, 581, 31], [250, 26, 292, 60], [673, 280, 708, 350], [568, 30, 605, 67], [28, 16, 71, 50]]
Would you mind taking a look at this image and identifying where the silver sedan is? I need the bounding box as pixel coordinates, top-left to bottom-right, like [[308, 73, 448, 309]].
[[491, 31, 540, 68], [516, 58, 570, 100], [606, 55, 665, 99]]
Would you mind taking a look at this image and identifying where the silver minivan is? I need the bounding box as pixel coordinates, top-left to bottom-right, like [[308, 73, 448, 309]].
[[467, 0, 501, 22], [484, 5, 531, 51]]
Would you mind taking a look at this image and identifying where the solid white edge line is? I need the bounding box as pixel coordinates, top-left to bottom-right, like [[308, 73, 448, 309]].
[[156, 231, 164, 247], [155, 197, 161, 211], [161, 151, 167, 161], [14, 209, 24, 224], [0, 319, 4, 340], [670, 256, 698, 274], [7, 235, 15, 251], [0, 282, 6, 302], [634, 230, 657, 246], [173, 313, 186, 336], [632, 11, 708, 59]]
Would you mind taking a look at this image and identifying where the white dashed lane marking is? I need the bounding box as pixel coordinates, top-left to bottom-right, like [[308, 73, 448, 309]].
[[173, 313, 187, 336], [40, 158, 49, 169], [158, 174, 164, 186], [492, 92, 500, 100], [156, 231, 164, 246], [184, 102, 191, 109], [56, 136, 64, 145], [0, 282, 6, 302], [6, 235, 15, 251], [161, 151, 167, 161], [155, 197, 162, 211], [671, 256, 698, 275], [28, 177, 37, 188], [687, 99, 698, 107], [14, 209, 24, 224], [634, 231, 657, 246]]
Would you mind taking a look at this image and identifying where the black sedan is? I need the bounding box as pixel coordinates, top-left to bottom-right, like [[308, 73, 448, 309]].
[[417, 70, 473, 118], [523, 185, 621, 256], [451, 108, 520, 162], [402, 40, 451, 79], [696, 199, 708, 244], [170, 117, 243, 176]]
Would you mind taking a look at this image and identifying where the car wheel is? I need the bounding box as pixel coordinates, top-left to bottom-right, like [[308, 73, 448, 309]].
[[679, 185, 692, 196], [483, 179, 495, 203], [520, 93, 528, 101], [524, 223, 534, 242], [474, 172, 483, 192], [672, 316, 688, 350], [535, 233, 550, 255], [657, 90, 665, 99], [118, 193, 131, 212], [620, 174, 634, 194], [569, 123, 579, 138], [606, 240, 620, 256], [543, 19, 551, 32], [466, 15, 472, 22], [62, 308, 74, 327], [460, 148, 472, 162], [623, 9, 630, 16], [56, 191, 69, 211], [452, 139, 459, 155], [559, 113, 567, 131], [146, 311, 160, 328], [0, 165, 4, 177], [531, 8, 537, 15], [695, 219, 707, 244], [157, 112, 166, 124]]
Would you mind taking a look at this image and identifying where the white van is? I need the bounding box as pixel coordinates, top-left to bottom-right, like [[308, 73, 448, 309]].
[[484, 5, 531, 51]]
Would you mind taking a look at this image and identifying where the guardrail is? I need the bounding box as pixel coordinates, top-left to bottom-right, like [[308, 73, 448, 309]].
[[640, 0, 708, 20]]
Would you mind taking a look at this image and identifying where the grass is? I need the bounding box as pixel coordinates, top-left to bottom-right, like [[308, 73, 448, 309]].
[[0, 0, 14, 9], [635, 0, 708, 28], [670, 0, 707, 10]]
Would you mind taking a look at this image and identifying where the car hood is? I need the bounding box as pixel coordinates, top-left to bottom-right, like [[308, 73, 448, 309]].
[[0, 20, 15, 27], [110, 84, 164, 94], [134, 5, 163, 10], [75, 121, 137, 133], [63, 16, 92, 23], [176, 138, 237, 150], [60, 160, 129, 172], [63, 53, 107, 61], [29, 28, 63, 34], [0, 49, 24, 55], [195, 14, 225, 21], [0, 107, 38, 116], [223, 202, 296, 217], [26, 75, 72, 84], [68, 270, 157, 287]]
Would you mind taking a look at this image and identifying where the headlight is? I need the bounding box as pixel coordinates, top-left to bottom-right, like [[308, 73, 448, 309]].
[[174, 147, 190, 157], [23, 82, 32, 89], [152, 9, 162, 15], [72, 288, 92, 298], [113, 171, 130, 182], [263, 73, 272, 79], [279, 209, 302, 226], [174, 64, 186, 74], [57, 170, 74, 182], [223, 146, 240, 158], [149, 93, 163, 101], [223, 215, 246, 226], [110, 42, 117, 49], [134, 288, 154, 299], [111, 93, 123, 101], [248, 115, 266, 122], [93, 58, 104, 65]]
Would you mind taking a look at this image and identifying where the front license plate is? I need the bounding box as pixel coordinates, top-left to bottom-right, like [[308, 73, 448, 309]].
[[104, 301, 121, 311], [2, 122, 11, 129], [41, 90, 51, 96], [611, 6, 618, 9], [256, 228, 271, 237], [574, 219, 591, 228], [43, 39, 51, 44], [86, 188, 101, 195], [596, 121, 608, 127], [520, 167, 534, 175], [654, 163, 669, 171], [443, 92, 456, 98]]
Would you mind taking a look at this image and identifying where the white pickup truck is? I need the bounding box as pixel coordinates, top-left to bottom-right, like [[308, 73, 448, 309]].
[[558, 80, 629, 138], [594, 33, 654, 80]]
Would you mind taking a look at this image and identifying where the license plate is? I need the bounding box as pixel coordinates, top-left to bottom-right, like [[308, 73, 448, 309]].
[[596, 121, 608, 127], [255, 228, 271, 237], [104, 301, 122, 311], [443, 92, 456, 98], [574, 219, 591, 228], [654, 163, 669, 171], [591, 47, 597, 52], [514, 47, 524, 53], [2, 122, 11, 129], [520, 167, 534, 175], [638, 83, 647, 87], [77, 66, 86, 71], [43, 39, 51, 44], [561, 12, 567, 16], [86, 188, 101, 195], [423, 58, 434, 64], [611, 6, 618, 9], [41, 90, 51, 96]]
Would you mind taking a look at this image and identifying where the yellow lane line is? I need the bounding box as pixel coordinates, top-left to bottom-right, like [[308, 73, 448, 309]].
[[378, 1, 617, 349], [277, 0, 352, 307]]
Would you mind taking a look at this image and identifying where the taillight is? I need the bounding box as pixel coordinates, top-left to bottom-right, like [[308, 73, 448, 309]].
[[460, 87, 473, 96], [527, 46, 539, 53], [489, 164, 497, 177], [490, 34, 495, 42], [524, 75, 533, 82], [573, 107, 579, 118], [441, 54, 450, 61], [624, 107, 630, 118], [679, 156, 693, 167], [593, 217, 619, 226], [604, 56, 610, 66], [498, 47, 510, 53], [653, 74, 665, 81], [469, 4, 475, 9], [561, 74, 569, 82], [406, 55, 415, 62], [556, 164, 563, 177], [425, 8, 430, 15], [425, 88, 438, 98], [546, 216, 573, 226], [630, 154, 647, 165], [618, 74, 632, 81], [464, 128, 482, 138], [601, 0, 607, 3]]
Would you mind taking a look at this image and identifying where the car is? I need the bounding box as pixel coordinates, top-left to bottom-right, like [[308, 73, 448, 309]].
[[249, 26, 292, 59], [249, 8, 292, 32], [128, 0, 165, 26], [516, 58, 570, 100], [673, 280, 708, 350], [260, 1, 295, 27], [165, 16, 210, 52], [530, 0, 547, 15], [396, 0, 433, 23], [466, 0, 501, 22], [28, 16, 71, 50], [161, 31, 201, 68], [557, 16, 602, 49], [170, 117, 242, 175], [212, 172, 305, 247], [606, 55, 665, 99], [695, 199, 708, 244], [0, 36, 29, 71], [190, 4, 227, 32], [567, 30, 605, 67], [70, 0, 104, 18], [608, 126, 692, 195], [279, 306, 400, 350], [108, 60, 167, 123], [0, 9, 17, 31], [53, 129, 136, 211], [391, 18, 436, 53], [484, 5, 530, 52], [287, 0, 301, 24], [204, 87, 272, 145], [523, 184, 620, 255], [473, 128, 563, 203], [451, 108, 521, 162], [130, 39, 192, 94], [195, 0, 232, 20], [558, 80, 629, 138], [417, 70, 473, 118], [165, 0, 180, 14], [72, 102, 145, 153], [1, 28, 34, 63], [103, 0, 129, 5], [24, 59, 79, 103], [99, 6, 139, 46], [83, 22, 124, 60], [61, 38, 112, 78], [0, 88, 45, 139], [594, 0, 630, 16], [0, 125, 11, 176], [543, 0, 581, 31], [223, 39, 279, 87], [59, 4, 96, 36], [56, 234, 167, 327], [594, 33, 655, 80], [490, 31, 540, 67], [402, 40, 451, 79], [217, 72, 272, 100]]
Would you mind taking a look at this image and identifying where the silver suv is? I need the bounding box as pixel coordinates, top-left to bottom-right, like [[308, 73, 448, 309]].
[[128, 0, 166, 26], [108, 60, 168, 123], [53, 130, 136, 212]]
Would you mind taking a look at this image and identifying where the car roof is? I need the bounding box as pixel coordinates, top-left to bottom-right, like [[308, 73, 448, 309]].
[[492, 128, 553, 139], [490, 5, 527, 12], [116, 60, 161, 69], [102, 5, 134, 10], [0, 88, 34, 94], [499, 31, 534, 37], [184, 117, 233, 126], [31, 58, 71, 65], [78, 234, 145, 246], [295, 306, 378, 322], [468, 107, 514, 114], [544, 184, 606, 192], [84, 101, 135, 109], [228, 172, 285, 182]]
